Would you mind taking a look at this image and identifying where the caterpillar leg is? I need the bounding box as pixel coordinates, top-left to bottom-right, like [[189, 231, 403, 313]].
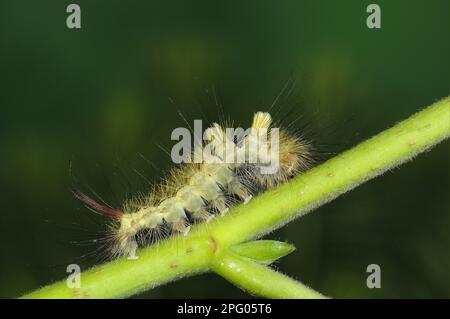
[[183, 226, 191, 236], [228, 179, 253, 204], [159, 198, 191, 236], [176, 186, 214, 222], [192, 209, 215, 223], [115, 235, 139, 260], [171, 219, 191, 236], [127, 240, 139, 260], [210, 195, 228, 215]]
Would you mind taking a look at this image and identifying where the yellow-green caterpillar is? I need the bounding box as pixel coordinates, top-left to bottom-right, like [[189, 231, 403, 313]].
[[74, 112, 313, 259]]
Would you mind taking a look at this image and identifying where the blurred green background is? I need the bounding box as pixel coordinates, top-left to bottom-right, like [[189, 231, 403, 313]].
[[0, 0, 448, 298]]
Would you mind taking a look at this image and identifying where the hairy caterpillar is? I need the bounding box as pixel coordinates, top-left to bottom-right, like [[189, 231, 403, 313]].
[[73, 112, 313, 259]]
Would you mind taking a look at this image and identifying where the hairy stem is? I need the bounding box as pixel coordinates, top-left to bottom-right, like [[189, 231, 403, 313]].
[[22, 97, 449, 299], [211, 249, 326, 298]]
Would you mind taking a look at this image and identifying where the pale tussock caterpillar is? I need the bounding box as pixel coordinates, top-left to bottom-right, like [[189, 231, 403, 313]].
[[73, 111, 314, 260]]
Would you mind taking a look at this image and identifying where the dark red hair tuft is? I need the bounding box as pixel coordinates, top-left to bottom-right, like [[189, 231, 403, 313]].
[[72, 189, 123, 219]]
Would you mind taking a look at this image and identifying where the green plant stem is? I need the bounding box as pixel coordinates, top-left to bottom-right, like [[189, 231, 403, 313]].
[[229, 240, 296, 265], [22, 97, 449, 299], [211, 250, 326, 298], [25, 237, 213, 298]]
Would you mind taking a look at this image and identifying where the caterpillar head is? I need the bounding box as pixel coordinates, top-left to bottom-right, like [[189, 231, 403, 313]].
[[249, 112, 314, 188]]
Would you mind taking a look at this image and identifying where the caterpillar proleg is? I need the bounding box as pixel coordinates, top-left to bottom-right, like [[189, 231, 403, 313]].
[[74, 112, 313, 259]]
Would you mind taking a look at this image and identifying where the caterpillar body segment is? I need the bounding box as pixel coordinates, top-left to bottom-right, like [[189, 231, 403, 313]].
[[75, 112, 314, 259]]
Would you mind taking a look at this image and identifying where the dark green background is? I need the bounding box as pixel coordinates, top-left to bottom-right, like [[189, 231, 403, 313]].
[[0, 0, 448, 298]]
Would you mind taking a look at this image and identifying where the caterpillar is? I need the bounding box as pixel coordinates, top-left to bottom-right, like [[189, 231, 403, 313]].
[[73, 111, 313, 260]]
